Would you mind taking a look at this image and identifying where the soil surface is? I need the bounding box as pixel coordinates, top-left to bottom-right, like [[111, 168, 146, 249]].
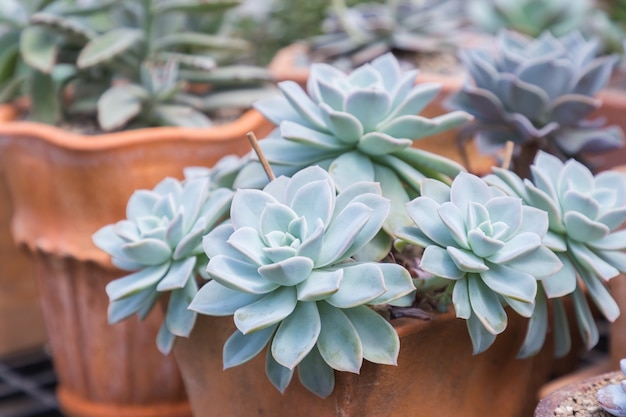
[[542, 373, 622, 416]]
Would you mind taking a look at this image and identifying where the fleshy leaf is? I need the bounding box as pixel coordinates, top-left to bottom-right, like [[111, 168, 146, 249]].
[[343, 305, 399, 365], [272, 301, 321, 369], [234, 287, 298, 334], [316, 302, 363, 373], [297, 346, 335, 398], [224, 325, 276, 369], [189, 280, 263, 316]]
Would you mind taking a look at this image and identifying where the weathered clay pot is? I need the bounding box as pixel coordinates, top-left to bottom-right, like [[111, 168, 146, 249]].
[[174, 310, 561, 417], [535, 370, 622, 417], [0, 105, 273, 417], [0, 106, 47, 357], [268, 43, 495, 175]]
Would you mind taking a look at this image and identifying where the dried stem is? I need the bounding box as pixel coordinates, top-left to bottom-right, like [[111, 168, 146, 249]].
[[247, 131, 276, 182], [501, 141, 515, 171]]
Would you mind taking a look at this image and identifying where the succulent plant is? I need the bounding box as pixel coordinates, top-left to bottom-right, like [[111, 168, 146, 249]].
[[189, 166, 415, 398], [310, 0, 467, 68], [466, 0, 592, 38], [597, 359, 626, 416], [237, 52, 472, 234], [485, 151, 626, 356], [447, 30, 623, 175], [395, 170, 563, 354], [0, 0, 100, 124], [2, 0, 277, 130], [92, 170, 233, 354]]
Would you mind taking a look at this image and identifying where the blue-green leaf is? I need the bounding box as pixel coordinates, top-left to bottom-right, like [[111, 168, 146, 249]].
[[234, 287, 298, 334], [317, 302, 362, 373], [189, 280, 263, 316], [266, 349, 294, 394], [326, 264, 386, 308], [297, 346, 335, 398], [223, 324, 276, 369], [272, 302, 321, 369], [343, 305, 399, 365], [106, 264, 169, 301], [297, 269, 342, 302]]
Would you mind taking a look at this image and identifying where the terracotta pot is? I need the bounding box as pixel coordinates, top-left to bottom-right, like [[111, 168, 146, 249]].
[[0, 105, 48, 357], [535, 369, 622, 417], [0, 105, 274, 417], [174, 310, 561, 417], [268, 43, 496, 175]]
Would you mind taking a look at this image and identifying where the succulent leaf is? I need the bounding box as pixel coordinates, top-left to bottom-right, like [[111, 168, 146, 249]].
[[223, 325, 276, 369], [97, 84, 146, 131], [20, 26, 58, 73], [77, 28, 144, 69]]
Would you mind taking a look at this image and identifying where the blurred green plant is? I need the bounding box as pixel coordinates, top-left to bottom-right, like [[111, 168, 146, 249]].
[[222, 0, 384, 66], [466, 0, 592, 38], [0, 0, 277, 131], [309, 0, 467, 69]]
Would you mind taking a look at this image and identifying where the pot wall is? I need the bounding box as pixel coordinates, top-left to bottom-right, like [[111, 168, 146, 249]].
[[175, 311, 558, 417], [0, 106, 47, 356]]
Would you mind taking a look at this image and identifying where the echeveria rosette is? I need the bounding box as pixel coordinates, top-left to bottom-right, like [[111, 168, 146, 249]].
[[485, 151, 626, 355], [448, 30, 623, 161], [92, 173, 233, 354], [237, 52, 471, 232], [395, 171, 563, 354], [189, 166, 415, 398]]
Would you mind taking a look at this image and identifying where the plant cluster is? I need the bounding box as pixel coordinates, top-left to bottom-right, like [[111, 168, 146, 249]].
[[95, 49, 626, 399], [0, 0, 276, 131]]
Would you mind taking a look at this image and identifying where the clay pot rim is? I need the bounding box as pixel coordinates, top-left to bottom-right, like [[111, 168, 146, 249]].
[[0, 104, 269, 151]]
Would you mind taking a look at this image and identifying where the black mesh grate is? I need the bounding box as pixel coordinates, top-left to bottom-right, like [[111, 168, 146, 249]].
[[0, 347, 63, 417]]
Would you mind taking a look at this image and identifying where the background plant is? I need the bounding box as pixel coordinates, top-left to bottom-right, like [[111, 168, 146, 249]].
[[465, 0, 593, 38], [447, 29, 623, 177], [222, 0, 384, 66], [309, 0, 467, 69], [0, 0, 277, 130]]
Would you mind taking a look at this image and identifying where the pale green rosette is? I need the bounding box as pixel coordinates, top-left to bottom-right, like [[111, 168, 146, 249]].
[[239, 52, 471, 233], [190, 166, 415, 398], [396, 171, 562, 354], [93, 170, 233, 354]]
